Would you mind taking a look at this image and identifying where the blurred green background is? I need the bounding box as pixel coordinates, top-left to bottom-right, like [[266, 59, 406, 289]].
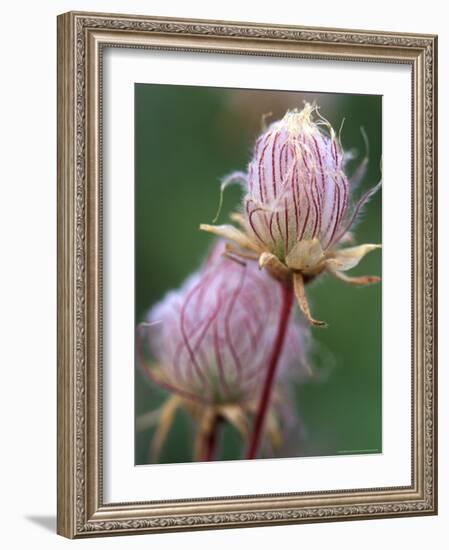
[[135, 84, 382, 465]]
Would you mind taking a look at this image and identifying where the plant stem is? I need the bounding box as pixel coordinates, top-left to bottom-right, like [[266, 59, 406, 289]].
[[245, 281, 294, 459], [200, 420, 220, 461]]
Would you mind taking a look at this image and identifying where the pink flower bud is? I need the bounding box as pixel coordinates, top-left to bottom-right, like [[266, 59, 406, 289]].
[[141, 243, 310, 404], [245, 103, 351, 258]]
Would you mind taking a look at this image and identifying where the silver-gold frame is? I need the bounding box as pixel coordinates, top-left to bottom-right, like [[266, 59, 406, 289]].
[[57, 11, 438, 538]]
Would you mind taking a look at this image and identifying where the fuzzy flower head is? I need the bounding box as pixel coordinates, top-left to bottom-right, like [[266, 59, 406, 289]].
[[142, 243, 309, 404], [201, 103, 381, 326], [138, 242, 310, 458], [246, 104, 349, 257]]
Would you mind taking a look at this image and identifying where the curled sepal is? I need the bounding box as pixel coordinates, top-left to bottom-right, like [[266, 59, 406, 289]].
[[218, 404, 250, 441], [265, 410, 282, 450], [199, 223, 260, 253], [258, 251, 290, 281], [193, 404, 251, 461], [150, 395, 183, 461], [326, 244, 381, 272], [293, 272, 326, 327], [331, 271, 381, 286], [224, 242, 259, 262]]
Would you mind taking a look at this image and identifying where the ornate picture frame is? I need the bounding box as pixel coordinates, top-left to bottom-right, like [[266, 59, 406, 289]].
[[57, 11, 437, 538]]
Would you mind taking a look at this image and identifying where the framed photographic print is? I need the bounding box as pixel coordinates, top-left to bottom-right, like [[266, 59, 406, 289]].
[[57, 11, 438, 538]]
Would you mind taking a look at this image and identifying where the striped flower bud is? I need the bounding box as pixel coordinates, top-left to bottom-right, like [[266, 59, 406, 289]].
[[142, 243, 309, 403], [246, 104, 349, 258]]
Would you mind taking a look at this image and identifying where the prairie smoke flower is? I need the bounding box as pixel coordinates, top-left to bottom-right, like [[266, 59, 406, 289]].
[[137, 242, 311, 460], [201, 103, 381, 326]]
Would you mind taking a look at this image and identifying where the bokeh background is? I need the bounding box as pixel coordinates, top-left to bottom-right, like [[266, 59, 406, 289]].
[[135, 84, 382, 465]]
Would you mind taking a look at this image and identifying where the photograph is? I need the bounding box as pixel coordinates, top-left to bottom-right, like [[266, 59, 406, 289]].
[[56, 11, 437, 538], [1, 0, 443, 544], [134, 85, 382, 465]]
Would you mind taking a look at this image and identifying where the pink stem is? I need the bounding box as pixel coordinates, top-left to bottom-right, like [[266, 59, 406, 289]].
[[245, 281, 294, 459], [200, 420, 220, 462]]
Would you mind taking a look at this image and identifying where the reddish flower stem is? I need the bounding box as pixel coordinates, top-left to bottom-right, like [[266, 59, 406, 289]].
[[200, 420, 220, 461], [245, 281, 294, 459]]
